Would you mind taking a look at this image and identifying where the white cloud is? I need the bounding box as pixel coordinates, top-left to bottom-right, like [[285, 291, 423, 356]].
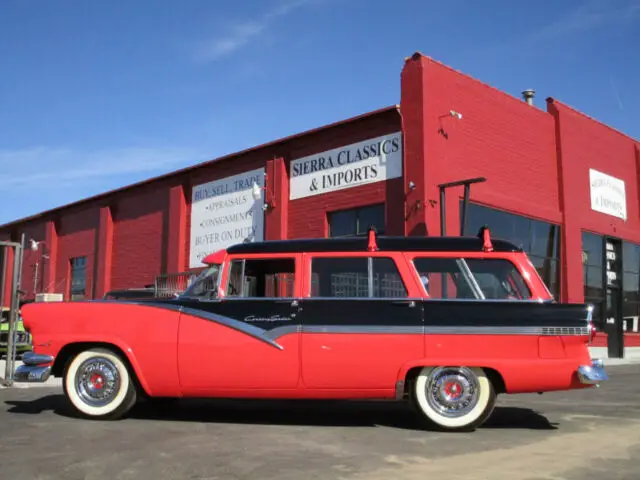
[[525, 0, 639, 44], [0, 145, 203, 190], [194, 0, 312, 61]]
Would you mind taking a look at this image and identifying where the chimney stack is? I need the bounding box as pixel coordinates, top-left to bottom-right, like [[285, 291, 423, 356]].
[[522, 89, 535, 106]]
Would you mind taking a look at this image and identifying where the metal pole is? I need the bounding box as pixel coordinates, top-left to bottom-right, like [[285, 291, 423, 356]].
[[0, 247, 7, 307], [4, 239, 22, 384], [33, 261, 38, 297], [461, 184, 471, 236], [439, 186, 446, 236]]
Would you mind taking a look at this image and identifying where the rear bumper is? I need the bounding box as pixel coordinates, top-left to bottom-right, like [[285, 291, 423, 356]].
[[577, 358, 608, 385], [13, 352, 55, 383]]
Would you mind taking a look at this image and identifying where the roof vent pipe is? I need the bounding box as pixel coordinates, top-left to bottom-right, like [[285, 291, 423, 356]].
[[522, 89, 535, 106]]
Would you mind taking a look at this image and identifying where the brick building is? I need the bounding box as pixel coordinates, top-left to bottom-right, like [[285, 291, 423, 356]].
[[1, 52, 639, 358]]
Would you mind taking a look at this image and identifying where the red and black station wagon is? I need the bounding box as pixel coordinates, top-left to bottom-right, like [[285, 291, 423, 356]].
[[14, 227, 607, 432]]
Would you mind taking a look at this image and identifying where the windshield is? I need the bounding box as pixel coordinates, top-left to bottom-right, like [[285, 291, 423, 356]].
[[180, 264, 221, 298]]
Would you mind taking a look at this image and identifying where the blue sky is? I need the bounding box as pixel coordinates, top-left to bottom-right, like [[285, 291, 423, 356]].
[[1, 0, 638, 225]]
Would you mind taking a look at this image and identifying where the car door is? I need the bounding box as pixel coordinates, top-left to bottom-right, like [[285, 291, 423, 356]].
[[298, 253, 424, 391], [177, 254, 301, 395]]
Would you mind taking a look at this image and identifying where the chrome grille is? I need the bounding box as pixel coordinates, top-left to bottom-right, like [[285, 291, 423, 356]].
[[541, 326, 590, 336]]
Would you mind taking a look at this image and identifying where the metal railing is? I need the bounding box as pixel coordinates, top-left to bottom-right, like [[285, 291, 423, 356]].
[[0, 234, 26, 386], [154, 270, 199, 298]]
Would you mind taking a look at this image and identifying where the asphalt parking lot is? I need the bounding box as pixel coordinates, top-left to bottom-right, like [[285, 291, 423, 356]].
[[0, 365, 639, 480]]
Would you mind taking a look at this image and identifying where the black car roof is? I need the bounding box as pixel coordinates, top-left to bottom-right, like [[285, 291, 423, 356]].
[[226, 235, 522, 255]]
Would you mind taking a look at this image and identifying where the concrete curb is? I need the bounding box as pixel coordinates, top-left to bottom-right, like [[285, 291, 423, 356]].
[[589, 347, 640, 366]]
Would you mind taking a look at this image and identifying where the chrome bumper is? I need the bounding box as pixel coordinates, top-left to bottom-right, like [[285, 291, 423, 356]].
[[577, 358, 608, 386], [14, 352, 54, 383]]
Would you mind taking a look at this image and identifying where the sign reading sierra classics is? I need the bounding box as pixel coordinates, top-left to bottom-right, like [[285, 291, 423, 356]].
[[289, 132, 403, 200], [189, 167, 265, 268], [589, 168, 627, 221]]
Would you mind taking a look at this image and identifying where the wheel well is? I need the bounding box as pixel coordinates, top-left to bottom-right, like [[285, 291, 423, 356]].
[[51, 342, 148, 396], [403, 365, 507, 396]]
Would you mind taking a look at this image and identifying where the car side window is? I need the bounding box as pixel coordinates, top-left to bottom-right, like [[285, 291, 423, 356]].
[[412, 257, 531, 300], [412, 257, 474, 299], [310, 256, 407, 298], [465, 258, 532, 300], [226, 258, 295, 298]]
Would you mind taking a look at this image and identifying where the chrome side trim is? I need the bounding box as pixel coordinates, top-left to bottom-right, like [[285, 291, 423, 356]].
[[179, 306, 286, 350], [293, 325, 590, 338], [14, 365, 52, 383], [577, 358, 608, 386], [302, 325, 424, 335], [263, 325, 301, 340]]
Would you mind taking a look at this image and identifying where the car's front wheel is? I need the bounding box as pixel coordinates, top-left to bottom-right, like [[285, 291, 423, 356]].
[[63, 347, 137, 420], [412, 366, 496, 432]]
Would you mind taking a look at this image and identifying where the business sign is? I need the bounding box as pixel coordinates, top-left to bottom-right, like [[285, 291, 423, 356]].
[[589, 168, 627, 221], [189, 167, 265, 268], [289, 132, 403, 200]]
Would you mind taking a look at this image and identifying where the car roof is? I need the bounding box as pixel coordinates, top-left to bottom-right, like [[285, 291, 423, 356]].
[[225, 235, 522, 255]]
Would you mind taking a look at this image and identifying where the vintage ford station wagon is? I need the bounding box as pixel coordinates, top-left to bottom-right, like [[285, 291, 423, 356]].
[[15, 227, 608, 431]]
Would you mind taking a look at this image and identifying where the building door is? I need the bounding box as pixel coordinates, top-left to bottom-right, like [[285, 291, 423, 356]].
[[604, 237, 624, 358]]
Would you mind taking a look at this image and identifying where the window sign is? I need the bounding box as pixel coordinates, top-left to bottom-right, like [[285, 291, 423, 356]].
[[189, 168, 265, 268], [589, 169, 627, 221], [289, 132, 403, 200]]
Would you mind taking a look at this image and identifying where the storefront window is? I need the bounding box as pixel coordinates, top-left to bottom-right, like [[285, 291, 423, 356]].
[[328, 204, 385, 237], [622, 241, 640, 329], [462, 202, 561, 299], [582, 232, 604, 330], [70, 256, 87, 301]]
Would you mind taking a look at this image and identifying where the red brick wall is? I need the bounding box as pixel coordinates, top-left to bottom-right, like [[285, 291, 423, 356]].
[[420, 56, 560, 235], [549, 100, 640, 242], [548, 99, 640, 304], [111, 187, 169, 290], [56, 208, 98, 298], [287, 110, 403, 239]]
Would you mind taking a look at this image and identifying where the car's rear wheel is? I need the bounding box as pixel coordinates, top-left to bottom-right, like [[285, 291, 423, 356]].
[[412, 366, 496, 432], [63, 347, 137, 420]]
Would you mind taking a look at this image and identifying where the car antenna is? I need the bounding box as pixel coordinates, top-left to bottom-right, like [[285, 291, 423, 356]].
[[367, 225, 379, 252], [478, 225, 494, 252]]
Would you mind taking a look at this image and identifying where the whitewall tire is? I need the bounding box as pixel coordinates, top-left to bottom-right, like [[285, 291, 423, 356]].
[[63, 348, 137, 420], [412, 366, 496, 432]]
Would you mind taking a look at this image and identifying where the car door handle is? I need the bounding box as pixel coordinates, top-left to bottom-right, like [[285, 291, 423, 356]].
[[275, 299, 299, 307], [391, 300, 416, 307]]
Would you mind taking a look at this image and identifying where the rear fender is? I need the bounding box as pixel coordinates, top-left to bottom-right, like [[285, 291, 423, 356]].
[[397, 357, 586, 394]]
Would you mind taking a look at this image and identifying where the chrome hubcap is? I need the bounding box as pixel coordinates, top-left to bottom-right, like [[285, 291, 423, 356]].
[[75, 357, 121, 407], [425, 367, 479, 418]]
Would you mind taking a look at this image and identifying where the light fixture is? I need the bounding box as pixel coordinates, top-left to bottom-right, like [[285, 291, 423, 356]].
[[450, 110, 463, 120], [251, 181, 262, 201], [408, 181, 416, 190], [29, 239, 39, 251]]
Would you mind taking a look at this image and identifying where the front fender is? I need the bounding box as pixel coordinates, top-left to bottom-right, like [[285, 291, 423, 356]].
[[45, 333, 181, 397]]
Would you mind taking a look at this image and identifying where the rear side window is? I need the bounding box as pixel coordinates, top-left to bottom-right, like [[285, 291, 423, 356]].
[[413, 257, 531, 300], [311, 257, 407, 298]]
